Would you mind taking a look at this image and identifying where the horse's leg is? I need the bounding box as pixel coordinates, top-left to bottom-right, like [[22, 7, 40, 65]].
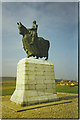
[[26, 50, 29, 58], [27, 53, 33, 58], [36, 56, 39, 59], [45, 57, 48, 60], [45, 52, 48, 60], [26, 54, 29, 58], [25, 49, 28, 57]]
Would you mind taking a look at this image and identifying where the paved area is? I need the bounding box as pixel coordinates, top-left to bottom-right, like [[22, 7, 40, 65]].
[[1, 93, 78, 119]]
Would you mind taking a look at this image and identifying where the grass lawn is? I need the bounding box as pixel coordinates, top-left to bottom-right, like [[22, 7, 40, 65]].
[[56, 85, 78, 94], [2, 89, 15, 96], [2, 82, 16, 87]]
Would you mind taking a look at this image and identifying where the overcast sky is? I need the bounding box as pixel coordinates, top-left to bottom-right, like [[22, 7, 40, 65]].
[[2, 2, 78, 80], [1, 0, 79, 2]]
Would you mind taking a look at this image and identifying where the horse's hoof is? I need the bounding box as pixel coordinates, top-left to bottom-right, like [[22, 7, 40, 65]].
[[26, 51, 28, 54], [45, 57, 48, 60], [36, 56, 39, 59]]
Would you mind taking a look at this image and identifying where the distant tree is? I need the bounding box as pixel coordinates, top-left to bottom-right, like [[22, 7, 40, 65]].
[[71, 80, 73, 82], [61, 80, 64, 83]]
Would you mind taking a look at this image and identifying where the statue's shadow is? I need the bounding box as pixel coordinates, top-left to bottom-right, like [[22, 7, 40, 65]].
[[17, 95, 78, 112]]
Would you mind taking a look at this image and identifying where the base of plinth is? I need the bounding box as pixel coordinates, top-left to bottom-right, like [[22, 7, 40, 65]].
[[10, 58, 58, 106], [10, 90, 58, 106]]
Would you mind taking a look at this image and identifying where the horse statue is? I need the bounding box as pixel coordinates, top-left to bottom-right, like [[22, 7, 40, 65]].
[[17, 22, 50, 60]]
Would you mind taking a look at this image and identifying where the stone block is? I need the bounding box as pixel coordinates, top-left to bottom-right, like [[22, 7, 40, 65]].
[[44, 79, 53, 84], [28, 75, 35, 80], [36, 84, 46, 90], [45, 76, 52, 80], [50, 75, 55, 80], [38, 96, 49, 103], [44, 92, 52, 96], [28, 66, 35, 71], [27, 97, 39, 105], [46, 83, 53, 89], [36, 71, 44, 75], [45, 88, 54, 93], [28, 84, 36, 90], [48, 94, 58, 101], [35, 68, 45, 72], [52, 83, 56, 89], [51, 80, 55, 84], [35, 75, 46, 80], [37, 91, 45, 96], [24, 74, 29, 80], [53, 89, 56, 94], [27, 79, 36, 84], [43, 71, 54, 76], [35, 64, 44, 69], [36, 79, 44, 84], [25, 90, 38, 97]]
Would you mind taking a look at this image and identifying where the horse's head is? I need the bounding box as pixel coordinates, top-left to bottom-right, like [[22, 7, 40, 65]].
[[17, 22, 29, 36]]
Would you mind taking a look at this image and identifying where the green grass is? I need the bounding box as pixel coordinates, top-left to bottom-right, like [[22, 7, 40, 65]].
[[56, 85, 78, 94], [1, 89, 15, 96]]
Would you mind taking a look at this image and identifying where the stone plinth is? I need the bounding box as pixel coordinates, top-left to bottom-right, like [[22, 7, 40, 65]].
[[10, 58, 58, 106]]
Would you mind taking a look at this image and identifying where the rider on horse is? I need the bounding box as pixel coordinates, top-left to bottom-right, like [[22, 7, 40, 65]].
[[28, 20, 38, 44]]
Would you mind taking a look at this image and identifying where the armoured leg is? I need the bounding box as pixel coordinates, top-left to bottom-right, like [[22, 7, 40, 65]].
[[30, 35, 35, 45]]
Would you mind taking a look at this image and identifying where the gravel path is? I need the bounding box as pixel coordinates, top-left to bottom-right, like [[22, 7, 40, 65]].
[[1, 93, 78, 119]]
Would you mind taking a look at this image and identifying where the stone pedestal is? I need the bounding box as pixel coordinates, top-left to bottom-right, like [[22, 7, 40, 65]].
[[10, 58, 58, 106]]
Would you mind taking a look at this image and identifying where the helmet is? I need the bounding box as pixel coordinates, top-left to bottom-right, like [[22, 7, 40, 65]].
[[33, 20, 36, 24]]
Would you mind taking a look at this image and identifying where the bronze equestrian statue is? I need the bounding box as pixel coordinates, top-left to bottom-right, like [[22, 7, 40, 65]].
[[17, 20, 50, 60]]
